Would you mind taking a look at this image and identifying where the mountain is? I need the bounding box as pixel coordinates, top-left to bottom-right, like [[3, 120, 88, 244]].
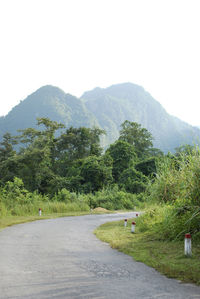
[[0, 83, 200, 153], [0, 85, 98, 138], [81, 83, 200, 152]]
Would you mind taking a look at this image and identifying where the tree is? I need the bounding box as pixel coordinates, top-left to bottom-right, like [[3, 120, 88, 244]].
[[119, 167, 148, 193], [0, 133, 19, 184], [0, 133, 17, 159], [57, 127, 105, 158], [106, 140, 136, 182], [56, 127, 105, 176], [135, 157, 157, 177], [80, 155, 113, 193], [35, 118, 65, 169], [119, 120, 153, 158], [13, 118, 64, 193]]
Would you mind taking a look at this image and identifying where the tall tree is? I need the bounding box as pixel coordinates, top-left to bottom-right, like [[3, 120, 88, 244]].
[[56, 127, 105, 176], [119, 120, 153, 158], [106, 140, 136, 182], [80, 155, 113, 193], [0, 133, 18, 184], [58, 127, 105, 158], [119, 167, 148, 194], [15, 118, 64, 192]]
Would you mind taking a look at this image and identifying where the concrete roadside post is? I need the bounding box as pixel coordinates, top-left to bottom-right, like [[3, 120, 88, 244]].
[[184, 233, 192, 256], [124, 219, 127, 227], [39, 208, 42, 216], [131, 221, 136, 233]]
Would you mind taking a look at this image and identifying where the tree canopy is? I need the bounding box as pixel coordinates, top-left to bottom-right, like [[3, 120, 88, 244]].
[[0, 118, 159, 195], [119, 120, 153, 158]]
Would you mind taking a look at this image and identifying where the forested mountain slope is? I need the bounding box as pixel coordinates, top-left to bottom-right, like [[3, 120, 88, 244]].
[[81, 83, 200, 152], [0, 85, 98, 138], [0, 83, 199, 153]]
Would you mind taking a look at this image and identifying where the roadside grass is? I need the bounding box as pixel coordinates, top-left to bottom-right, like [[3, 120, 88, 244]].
[[94, 219, 200, 285], [0, 208, 114, 231], [0, 212, 88, 230]]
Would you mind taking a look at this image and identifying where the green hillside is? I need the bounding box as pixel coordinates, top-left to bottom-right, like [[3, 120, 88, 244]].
[[81, 83, 200, 152], [0, 83, 199, 153], [0, 85, 98, 138]]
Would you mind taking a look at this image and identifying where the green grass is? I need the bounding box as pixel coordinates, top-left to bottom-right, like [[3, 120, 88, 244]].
[[94, 218, 200, 285], [0, 209, 115, 231], [0, 211, 90, 230]]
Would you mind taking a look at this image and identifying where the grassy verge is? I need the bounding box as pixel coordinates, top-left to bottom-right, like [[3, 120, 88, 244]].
[[0, 211, 89, 230], [94, 218, 200, 285], [0, 208, 115, 231]]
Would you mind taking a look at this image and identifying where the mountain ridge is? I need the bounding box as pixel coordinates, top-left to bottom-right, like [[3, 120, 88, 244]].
[[0, 83, 199, 153], [81, 83, 200, 152]]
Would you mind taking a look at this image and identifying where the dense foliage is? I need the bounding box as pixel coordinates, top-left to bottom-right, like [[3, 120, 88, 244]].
[[1, 116, 200, 244], [0, 177, 140, 216], [0, 118, 158, 216], [137, 146, 200, 241]]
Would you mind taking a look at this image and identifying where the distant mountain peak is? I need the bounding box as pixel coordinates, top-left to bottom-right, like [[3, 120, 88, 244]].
[[31, 85, 66, 97], [81, 82, 143, 99], [108, 82, 142, 89], [0, 82, 200, 153]]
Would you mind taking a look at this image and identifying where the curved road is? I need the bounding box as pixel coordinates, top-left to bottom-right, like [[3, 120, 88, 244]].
[[0, 213, 200, 299]]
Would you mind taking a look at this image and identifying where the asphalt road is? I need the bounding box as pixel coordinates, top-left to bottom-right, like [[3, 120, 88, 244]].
[[0, 212, 200, 299]]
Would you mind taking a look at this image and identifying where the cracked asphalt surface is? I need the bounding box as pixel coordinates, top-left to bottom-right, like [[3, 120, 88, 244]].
[[0, 212, 200, 299]]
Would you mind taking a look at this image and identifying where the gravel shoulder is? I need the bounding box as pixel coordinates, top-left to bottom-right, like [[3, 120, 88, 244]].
[[0, 212, 200, 299]]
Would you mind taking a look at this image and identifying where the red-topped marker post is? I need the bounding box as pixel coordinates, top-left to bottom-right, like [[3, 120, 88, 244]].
[[131, 221, 136, 233], [124, 219, 127, 227], [184, 233, 192, 256], [39, 208, 42, 216]]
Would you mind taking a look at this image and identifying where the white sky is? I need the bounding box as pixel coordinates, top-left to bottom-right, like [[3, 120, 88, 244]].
[[0, 0, 200, 126]]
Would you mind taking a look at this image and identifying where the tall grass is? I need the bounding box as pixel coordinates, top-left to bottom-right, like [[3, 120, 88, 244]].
[[143, 148, 200, 241], [0, 178, 142, 218], [0, 177, 90, 217]]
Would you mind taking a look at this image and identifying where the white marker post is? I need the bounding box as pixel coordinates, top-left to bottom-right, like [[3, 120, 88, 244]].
[[39, 208, 42, 216], [131, 221, 136, 233], [124, 219, 127, 227], [184, 233, 192, 256]]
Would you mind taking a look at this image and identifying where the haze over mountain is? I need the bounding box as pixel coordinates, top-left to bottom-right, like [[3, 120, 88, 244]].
[[82, 83, 200, 152], [0, 85, 98, 136], [0, 83, 199, 153]]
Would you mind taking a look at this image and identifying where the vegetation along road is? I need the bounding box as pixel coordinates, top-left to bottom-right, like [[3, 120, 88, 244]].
[[0, 213, 200, 299]]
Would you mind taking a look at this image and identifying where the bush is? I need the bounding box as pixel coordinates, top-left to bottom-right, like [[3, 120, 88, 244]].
[[0, 178, 90, 216], [119, 167, 148, 194], [53, 188, 73, 203], [89, 187, 141, 210]]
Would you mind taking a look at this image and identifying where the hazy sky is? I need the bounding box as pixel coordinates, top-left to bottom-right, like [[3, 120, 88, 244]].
[[0, 0, 200, 126]]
